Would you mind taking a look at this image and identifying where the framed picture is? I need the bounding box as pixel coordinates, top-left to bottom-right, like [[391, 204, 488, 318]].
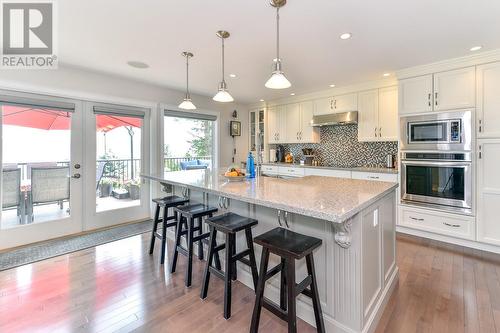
[[230, 121, 241, 136]]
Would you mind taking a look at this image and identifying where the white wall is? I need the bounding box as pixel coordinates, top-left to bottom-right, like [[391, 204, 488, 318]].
[[0, 64, 250, 168]]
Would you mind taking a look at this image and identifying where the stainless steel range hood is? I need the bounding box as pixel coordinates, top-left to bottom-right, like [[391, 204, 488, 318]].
[[311, 111, 358, 127]]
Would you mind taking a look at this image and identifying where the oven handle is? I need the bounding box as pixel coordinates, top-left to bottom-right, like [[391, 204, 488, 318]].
[[401, 160, 471, 167]]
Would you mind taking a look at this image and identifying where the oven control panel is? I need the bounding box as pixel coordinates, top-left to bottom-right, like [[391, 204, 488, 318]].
[[450, 120, 461, 142]]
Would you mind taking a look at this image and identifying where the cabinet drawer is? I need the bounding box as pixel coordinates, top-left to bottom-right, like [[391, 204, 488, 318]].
[[304, 168, 351, 178], [278, 166, 305, 177], [351, 171, 398, 183], [261, 165, 279, 175], [399, 206, 475, 240]]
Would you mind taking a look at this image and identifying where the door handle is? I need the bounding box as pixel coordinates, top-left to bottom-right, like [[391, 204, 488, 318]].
[[72, 173, 81, 179]]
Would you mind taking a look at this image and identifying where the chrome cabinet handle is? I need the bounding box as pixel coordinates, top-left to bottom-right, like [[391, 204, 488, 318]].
[[409, 216, 424, 222], [330, 99, 333, 110], [428, 93, 431, 106], [479, 145, 482, 159], [443, 222, 460, 228], [334, 99, 337, 109], [277, 210, 282, 227], [374, 127, 377, 137], [284, 211, 290, 229], [479, 119, 482, 133], [368, 176, 380, 179], [435, 92, 438, 106]]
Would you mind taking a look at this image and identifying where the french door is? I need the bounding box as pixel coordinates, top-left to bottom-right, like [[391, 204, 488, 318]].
[[0, 90, 84, 249]]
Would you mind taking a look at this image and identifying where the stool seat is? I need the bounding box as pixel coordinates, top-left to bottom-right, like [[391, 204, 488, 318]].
[[254, 227, 322, 259], [174, 203, 218, 218], [152, 195, 189, 207], [205, 212, 258, 233]]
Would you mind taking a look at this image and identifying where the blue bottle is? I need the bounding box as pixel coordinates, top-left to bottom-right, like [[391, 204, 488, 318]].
[[246, 152, 255, 179]]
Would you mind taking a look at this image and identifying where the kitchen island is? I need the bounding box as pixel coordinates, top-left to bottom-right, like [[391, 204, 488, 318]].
[[142, 169, 399, 333]]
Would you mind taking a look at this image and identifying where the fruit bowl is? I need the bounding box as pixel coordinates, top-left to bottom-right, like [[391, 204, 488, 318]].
[[223, 167, 246, 181]]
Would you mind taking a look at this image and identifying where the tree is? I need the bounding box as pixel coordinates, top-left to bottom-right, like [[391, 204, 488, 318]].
[[188, 120, 212, 157]]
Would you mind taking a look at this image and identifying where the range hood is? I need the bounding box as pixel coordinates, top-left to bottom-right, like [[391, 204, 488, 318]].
[[311, 111, 358, 127]]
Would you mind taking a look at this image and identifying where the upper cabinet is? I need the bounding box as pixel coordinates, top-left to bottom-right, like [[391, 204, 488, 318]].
[[477, 61, 500, 138], [358, 86, 398, 142], [313, 93, 358, 116], [267, 102, 319, 144], [399, 67, 475, 115], [249, 109, 265, 152]]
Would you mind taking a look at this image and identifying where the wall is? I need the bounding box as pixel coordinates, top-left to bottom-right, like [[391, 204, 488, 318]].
[[0, 64, 250, 168], [271, 124, 397, 168]]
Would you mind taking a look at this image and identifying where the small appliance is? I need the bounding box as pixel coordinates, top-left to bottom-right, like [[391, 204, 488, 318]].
[[276, 145, 285, 163], [386, 154, 396, 168], [302, 148, 315, 166], [269, 149, 277, 162]]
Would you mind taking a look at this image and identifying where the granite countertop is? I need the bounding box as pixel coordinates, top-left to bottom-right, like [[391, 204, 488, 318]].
[[141, 169, 398, 224], [261, 162, 399, 175]]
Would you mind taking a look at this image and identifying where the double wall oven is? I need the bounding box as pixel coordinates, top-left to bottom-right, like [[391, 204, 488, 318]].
[[400, 110, 473, 214]]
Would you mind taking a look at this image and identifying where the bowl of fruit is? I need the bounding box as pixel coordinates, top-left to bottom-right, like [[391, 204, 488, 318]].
[[223, 167, 246, 182]]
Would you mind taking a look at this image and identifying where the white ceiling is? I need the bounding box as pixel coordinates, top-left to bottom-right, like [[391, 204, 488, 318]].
[[58, 0, 500, 104]]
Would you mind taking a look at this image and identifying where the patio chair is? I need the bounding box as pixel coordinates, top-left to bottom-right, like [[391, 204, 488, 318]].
[[27, 162, 57, 180], [28, 166, 70, 221], [180, 159, 209, 170], [2, 168, 24, 223]]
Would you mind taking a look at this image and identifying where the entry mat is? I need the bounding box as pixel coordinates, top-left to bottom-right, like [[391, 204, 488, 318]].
[[0, 220, 152, 271]]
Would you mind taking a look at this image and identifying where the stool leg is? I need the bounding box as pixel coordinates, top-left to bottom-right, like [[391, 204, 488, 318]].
[[245, 228, 259, 291], [185, 217, 195, 287], [286, 258, 297, 333], [224, 232, 232, 319], [197, 216, 204, 260], [201, 226, 217, 299], [170, 214, 183, 273], [280, 258, 287, 311], [306, 254, 326, 333], [149, 204, 160, 254], [230, 233, 237, 281], [160, 206, 169, 265], [250, 248, 270, 333]]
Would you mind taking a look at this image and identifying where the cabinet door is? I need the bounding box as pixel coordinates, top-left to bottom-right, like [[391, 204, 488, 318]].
[[398, 75, 433, 114], [378, 86, 398, 141], [299, 101, 319, 143], [313, 97, 333, 115], [284, 103, 300, 143], [477, 62, 500, 138], [332, 93, 357, 112], [266, 107, 278, 144], [433, 67, 475, 111], [477, 139, 500, 246], [277, 105, 287, 143], [358, 90, 379, 142]]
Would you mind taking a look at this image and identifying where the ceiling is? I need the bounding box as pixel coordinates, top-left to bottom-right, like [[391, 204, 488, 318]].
[[58, 0, 500, 104]]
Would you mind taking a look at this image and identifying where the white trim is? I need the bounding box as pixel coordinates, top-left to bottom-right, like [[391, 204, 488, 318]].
[[396, 49, 500, 80]]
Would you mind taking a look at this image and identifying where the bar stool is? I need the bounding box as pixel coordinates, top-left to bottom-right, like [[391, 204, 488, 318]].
[[170, 203, 218, 287], [250, 227, 325, 333], [149, 196, 189, 264], [200, 212, 259, 319]]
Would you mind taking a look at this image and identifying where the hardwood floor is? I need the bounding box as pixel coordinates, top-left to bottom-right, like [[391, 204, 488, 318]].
[[2, 232, 500, 333]]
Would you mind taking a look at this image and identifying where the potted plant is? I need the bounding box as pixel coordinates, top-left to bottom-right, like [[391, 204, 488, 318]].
[[126, 180, 141, 200], [99, 178, 113, 197]]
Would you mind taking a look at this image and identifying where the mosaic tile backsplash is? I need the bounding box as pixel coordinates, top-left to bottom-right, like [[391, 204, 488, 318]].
[[270, 124, 398, 168]]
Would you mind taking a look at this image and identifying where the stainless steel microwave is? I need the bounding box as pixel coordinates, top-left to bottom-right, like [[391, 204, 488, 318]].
[[400, 110, 472, 151]]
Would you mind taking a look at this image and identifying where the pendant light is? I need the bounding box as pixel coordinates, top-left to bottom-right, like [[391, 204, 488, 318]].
[[265, 0, 291, 89], [213, 30, 234, 102], [178, 51, 196, 110]]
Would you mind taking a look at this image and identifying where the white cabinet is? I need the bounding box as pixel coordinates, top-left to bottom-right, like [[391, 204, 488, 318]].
[[358, 87, 398, 142], [313, 97, 333, 116], [351, 171, 398, 183], [267, 105, 286, 144], [433, 67, 475, 111], [277, 166, 305, 177], [477, 139, 500, 246], [333, 93, 358, 112], [261, 164, 279, 176], [477, 62, 500, 138], [298, 101, 319, 143], [378, 86, 398, 141], [304, 168, 351, 178], [398, 67, 475, 115], [249, 109, 265, 152], [285, 103, 301, 143], [399, 75, 433, 114]]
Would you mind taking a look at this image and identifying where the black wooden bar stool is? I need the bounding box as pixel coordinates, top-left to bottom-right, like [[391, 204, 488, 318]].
[[200, 212, 259, 319], [170, 203, 218, 287], [149, 196, 189, 264], [250, 227, 325, 333]]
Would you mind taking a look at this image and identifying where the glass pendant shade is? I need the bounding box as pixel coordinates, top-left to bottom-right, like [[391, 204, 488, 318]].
[[178, 97, 196, 110], [213, 81, 234, 102]]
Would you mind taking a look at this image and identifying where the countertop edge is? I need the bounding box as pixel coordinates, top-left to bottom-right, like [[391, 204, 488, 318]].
[[142, 174, 398, 224]]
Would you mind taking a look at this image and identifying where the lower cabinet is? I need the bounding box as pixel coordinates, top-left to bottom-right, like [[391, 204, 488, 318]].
[[399, 205, 475, 240], [351, 171, 398, 183], [477, 139, 500, 246], [304, 168, 351, 178]]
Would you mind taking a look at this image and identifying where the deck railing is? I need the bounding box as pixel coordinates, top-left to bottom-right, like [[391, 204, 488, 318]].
[[164, 156, 212, 172]]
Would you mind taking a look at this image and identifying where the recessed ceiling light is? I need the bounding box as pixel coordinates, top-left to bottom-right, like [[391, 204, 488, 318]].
[[290, 93, 296, 96], [259, 99, 265, 102], [470, 46, 482, 52], [127, 61, 149, 69], [229, 73, 237, 78], [340, 33, 352, 40], [383, 73, 391, 77], [329, 84, 335, 88]]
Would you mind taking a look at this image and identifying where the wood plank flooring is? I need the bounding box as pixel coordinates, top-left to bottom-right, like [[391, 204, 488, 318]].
[[2, 232, 500, 332]]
